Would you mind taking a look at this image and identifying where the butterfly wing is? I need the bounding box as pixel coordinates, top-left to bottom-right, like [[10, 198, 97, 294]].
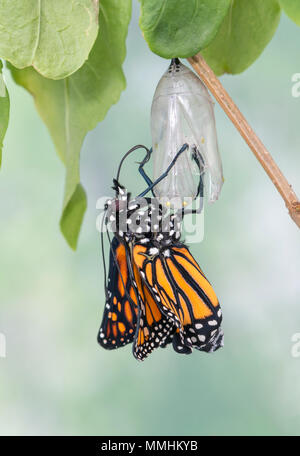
[[98, 236, 138, 350], [132, 242, 223, 355], [165, 245, 223, 353], [129, 256, 175, 361]]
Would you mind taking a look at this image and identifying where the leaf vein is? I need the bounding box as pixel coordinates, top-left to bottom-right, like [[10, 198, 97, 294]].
[[30, 0, 42, 64]]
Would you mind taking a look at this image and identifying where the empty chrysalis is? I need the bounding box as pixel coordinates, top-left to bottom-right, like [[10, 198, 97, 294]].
[[151, 58, 223, 204]]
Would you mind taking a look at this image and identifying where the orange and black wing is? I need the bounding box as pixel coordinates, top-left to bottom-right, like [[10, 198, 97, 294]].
[[129, 255, 175, 361], [98, 237, 138, 350], [132, 242, 223, 355], [164, 245, 223, 353]]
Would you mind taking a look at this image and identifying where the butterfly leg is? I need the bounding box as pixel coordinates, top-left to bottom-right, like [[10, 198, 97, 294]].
[[138, 147, 153, 189], [138, 143, 189, 197]]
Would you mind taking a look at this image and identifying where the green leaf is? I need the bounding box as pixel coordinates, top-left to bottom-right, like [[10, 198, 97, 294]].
[[0, 0, 99, 79], [139, 0, 231, 58], [0, 61, 10, 167], [10, 0, 132, 249], [279, 0, 300, 25], [201, 0, 281, 76]]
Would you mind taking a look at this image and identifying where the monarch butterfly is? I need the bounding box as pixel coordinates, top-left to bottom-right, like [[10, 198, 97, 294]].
[[98, 145, 223, 361]]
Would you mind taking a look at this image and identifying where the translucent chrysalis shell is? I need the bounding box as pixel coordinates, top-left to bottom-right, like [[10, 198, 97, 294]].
[[151, 58, 223, 203]]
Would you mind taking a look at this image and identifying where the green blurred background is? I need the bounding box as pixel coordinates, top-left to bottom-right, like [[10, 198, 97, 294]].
[[0, 4, 300, 436]]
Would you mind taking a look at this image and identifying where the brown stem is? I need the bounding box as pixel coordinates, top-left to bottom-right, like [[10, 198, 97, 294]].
[[188, 53, 300, 229]]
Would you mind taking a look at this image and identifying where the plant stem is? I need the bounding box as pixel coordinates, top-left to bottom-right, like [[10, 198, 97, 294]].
[[188, 53, 300, 229]]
